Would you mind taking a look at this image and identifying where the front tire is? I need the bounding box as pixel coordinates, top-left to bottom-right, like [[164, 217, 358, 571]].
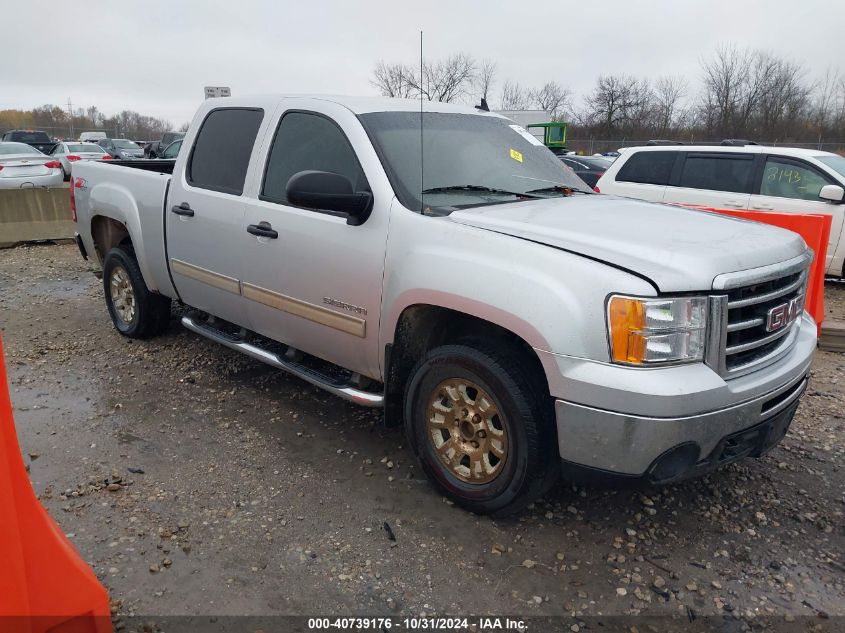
[[103, 245, 171, 338], [404, 343, 559, 516]]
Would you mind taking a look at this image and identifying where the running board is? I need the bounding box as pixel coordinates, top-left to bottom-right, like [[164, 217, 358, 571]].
[[180, 315, 384, 408]]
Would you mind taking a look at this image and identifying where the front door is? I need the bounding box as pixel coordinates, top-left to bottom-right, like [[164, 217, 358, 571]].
[[751, 155, 844, 275], [166, 107, 266, 326], [240, 102, 389, 379]]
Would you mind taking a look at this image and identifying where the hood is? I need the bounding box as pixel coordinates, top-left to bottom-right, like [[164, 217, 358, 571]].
[[449, 195, 808, 292]]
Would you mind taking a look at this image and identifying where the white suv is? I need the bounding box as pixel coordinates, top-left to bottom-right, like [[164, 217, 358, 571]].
[[595, 145, 845, 277]]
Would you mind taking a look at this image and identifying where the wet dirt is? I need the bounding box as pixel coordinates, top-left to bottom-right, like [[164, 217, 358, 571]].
[[0, 243, 843, 626]]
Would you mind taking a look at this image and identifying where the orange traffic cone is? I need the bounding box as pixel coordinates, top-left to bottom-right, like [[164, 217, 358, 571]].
[[0, 336, 112, 633]]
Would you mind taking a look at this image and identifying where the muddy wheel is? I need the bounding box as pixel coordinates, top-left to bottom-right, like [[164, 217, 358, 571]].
[[404, 343, 558, 516], [103, 245, 170, 339]]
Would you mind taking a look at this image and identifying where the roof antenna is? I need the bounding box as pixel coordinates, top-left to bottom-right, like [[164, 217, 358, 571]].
[[419, 29, 424, 214], [475, 97, 489, 112]]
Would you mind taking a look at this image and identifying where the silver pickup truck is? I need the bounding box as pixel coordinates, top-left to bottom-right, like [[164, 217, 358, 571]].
[[71, 95, 816, 515]]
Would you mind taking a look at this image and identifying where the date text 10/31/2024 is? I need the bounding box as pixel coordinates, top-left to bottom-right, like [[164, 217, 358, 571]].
[[307, 617, 528, 631]]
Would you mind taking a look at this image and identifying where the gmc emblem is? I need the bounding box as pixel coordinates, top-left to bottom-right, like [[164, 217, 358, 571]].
[[766, 295, 803, 333]]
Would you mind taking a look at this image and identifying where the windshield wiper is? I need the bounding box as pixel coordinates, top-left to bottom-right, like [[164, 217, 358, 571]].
[[525, 185, 591, 196], [421, 185, 540, 199]]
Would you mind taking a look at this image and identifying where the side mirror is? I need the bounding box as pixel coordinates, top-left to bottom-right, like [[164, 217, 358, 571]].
[[819, 184, 844, 203], [286, 170, 373, 226]]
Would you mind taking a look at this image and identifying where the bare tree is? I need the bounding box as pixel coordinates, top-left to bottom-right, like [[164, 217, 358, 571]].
[[372, 54, 476, 103], [529, 81, 571, 119], [811, 68, 840, 132], [756, 54, 811, 138], [475, 58, 497, 102], [700, 45, 751, 136], [410, 53, 477, 102], [85, 106, 104, 128], [653, 76, 688, 135], [582, 74, 652, 137], [371, 61, 416, 98], [500, 80, 531, 110]]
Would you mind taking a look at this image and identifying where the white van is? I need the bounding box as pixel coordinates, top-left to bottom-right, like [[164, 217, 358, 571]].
[[595, 145, 845, 277], [79, 131, 107, 143]]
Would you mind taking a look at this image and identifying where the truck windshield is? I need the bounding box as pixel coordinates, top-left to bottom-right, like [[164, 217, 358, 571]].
[[10, 131, 51, 143], [359, 111, 590, 213]]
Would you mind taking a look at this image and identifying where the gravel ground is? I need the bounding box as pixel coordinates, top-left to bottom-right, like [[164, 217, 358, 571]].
[[1, 243, 843, 631]]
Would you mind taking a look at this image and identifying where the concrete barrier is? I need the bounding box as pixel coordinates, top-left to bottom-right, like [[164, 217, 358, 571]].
[[0, 185, 73, 248]]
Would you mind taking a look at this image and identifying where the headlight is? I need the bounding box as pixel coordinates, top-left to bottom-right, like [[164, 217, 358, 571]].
[[607, 295, 707, 365]]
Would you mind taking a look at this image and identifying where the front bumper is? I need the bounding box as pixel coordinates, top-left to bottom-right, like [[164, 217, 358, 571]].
[[541, 312, 816, 478]]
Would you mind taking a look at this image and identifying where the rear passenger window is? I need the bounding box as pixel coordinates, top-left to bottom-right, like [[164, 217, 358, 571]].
[[759, 157, 832, 201], [616, 151, 675, 185], [678, 154, 753, 193], [261, 111, 367, 205], [188, 108, 263, 195]]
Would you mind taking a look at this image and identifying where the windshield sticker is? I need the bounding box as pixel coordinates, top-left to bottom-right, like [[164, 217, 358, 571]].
[[509, 124, 544, 147], [509, 148, 523, 163]]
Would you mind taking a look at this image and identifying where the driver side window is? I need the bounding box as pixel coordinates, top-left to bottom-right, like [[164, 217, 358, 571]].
[[261, 111, 367, 206], [760, 157, 831, 201]]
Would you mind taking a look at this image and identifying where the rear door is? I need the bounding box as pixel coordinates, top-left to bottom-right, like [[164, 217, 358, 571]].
[[751, 155, 843, 274], [165, 107, 266, 326], [604, 150, 676, 201], [663, 152, 753, 210]]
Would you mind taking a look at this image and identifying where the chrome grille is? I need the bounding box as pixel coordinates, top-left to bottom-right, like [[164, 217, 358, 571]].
[[707, 253, 812, 378]]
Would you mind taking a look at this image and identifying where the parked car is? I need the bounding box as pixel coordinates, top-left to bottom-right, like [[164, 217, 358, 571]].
[[79, 131, 108, 143], [160, 138, 182, 159], [50, 142, 112, 179], [71, 96, 815, 515], [97, 138, 144, 160], [144, 132, 184, 158], [558, 155, 614, 188], [595, 144, 845, 277], [0, 142, 64, 189], [1, 130, 56, 154]]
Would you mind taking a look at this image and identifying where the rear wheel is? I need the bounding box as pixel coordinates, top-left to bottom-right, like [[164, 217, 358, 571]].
[[404, 343, 558, 516], [103, 245, 171, 338]]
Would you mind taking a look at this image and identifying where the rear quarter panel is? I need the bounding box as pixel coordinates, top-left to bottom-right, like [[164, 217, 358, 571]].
[[73, 161, 176, 297]]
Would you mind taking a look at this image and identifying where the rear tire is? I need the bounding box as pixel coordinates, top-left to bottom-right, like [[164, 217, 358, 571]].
[[404, 343, 559, 516], [103, 245, 171, 338]]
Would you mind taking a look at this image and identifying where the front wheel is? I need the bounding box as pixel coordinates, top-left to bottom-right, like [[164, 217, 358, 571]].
[[404, 344, 559, 516], [103, 245, 171, 338]]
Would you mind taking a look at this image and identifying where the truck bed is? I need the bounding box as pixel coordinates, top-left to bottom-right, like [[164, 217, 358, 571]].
[[104, 159, 176, 174]]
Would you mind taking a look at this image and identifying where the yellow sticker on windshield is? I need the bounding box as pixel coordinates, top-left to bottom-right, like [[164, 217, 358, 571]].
[[509, 148, 523, 163]]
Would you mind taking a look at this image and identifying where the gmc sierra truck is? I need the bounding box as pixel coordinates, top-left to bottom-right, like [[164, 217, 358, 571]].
[[71, 96, 816, 515]]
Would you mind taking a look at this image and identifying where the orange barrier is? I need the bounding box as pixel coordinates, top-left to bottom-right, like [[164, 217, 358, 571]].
[[0, 337, 112, 633], [682, 206, 831, 333]]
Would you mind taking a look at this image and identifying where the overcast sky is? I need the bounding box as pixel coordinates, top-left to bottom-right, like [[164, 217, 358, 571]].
[[3, 0, 843, 127]]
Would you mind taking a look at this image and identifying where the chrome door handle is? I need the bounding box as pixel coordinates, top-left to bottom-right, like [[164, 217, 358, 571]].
[[751, 204, 774, 210], [723, 201, 745, 208]]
